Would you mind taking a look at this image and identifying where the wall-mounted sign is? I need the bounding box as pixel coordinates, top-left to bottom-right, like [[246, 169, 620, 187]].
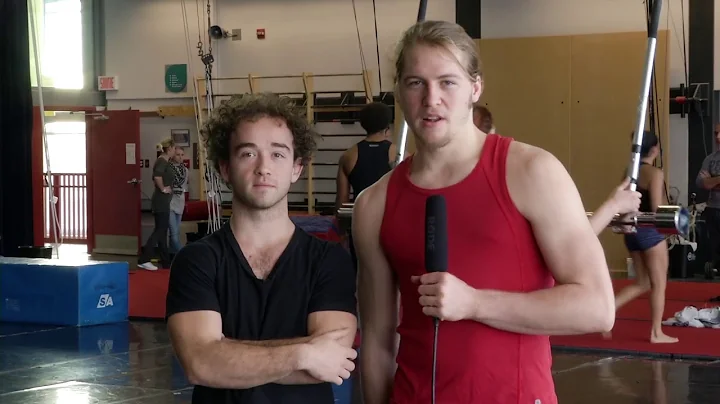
[[165, 64, 188, 93]]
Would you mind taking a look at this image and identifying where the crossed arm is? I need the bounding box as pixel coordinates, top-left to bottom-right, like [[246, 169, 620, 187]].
[[166, 244, 357, 389], [697, 165, 720, 190], [168, 310, 356, 388]]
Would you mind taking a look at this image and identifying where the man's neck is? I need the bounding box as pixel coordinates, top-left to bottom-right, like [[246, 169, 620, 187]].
[[229, 199, 294, 248], [365, 133, 387, 142], [413, 125, 484, 173]]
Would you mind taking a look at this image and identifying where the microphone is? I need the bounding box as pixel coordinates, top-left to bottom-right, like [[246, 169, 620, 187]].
[[424, 195, 448, 404], [425, 195, 448, 274]]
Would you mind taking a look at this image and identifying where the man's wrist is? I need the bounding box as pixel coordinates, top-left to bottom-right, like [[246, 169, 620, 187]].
[[291, 343, 310, 372], [469, 289, 490, 322]]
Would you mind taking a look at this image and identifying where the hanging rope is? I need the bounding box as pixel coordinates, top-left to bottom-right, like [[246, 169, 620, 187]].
[[350, 0, 370, 103], [28, 0, 62, 257], [182, 0, 223, 234]]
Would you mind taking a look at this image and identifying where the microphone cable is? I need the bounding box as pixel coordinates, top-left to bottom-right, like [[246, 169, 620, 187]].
[[432, 317, 439, 404]]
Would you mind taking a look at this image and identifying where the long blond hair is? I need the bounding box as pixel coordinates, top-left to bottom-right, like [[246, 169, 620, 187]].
[[394, 20, 483, 85]]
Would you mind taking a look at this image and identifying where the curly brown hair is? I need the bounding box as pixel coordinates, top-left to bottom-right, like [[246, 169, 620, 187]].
[[200, 92, 318, 174]]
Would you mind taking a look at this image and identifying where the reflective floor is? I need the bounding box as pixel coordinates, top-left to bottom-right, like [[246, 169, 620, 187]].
[[0, 320, 719, 403]]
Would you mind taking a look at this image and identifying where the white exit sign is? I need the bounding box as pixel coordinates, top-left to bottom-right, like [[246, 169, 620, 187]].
[[98, 76, 119, 91]]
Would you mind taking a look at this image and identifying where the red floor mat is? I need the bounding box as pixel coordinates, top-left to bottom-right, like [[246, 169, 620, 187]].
[[616, 298, 715, 321], [129, 269, 170, 319], [553, 280, 720, 360], [129, 272, 720, 359], [551, 319, 720, 360], [612, 279, 720, 301]]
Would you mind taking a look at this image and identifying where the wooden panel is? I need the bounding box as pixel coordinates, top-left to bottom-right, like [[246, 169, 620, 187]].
[[476, 36, 572, 168], [569, 30, 669, 270]]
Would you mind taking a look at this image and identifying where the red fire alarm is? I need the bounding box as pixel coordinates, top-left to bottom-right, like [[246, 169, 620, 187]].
[[183, 159, 190, 169], [256, 28, 265, 39]]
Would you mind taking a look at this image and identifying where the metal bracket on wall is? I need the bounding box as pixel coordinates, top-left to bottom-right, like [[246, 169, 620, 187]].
[[669, 82, 710, 117]]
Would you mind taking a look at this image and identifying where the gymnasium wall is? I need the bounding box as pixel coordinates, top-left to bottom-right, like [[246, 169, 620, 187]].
[[480, 0, 690, 201], [103, 0, 455, 111], [478, 0, 689, 270]]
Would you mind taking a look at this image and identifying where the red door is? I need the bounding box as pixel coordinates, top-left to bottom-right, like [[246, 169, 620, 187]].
[[86, 110, 142, 255]]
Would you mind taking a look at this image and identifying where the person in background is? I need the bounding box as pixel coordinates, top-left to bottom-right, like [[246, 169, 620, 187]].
[[336, 102, 396, 271], [138, 138, 176, 270], [696, 123, 720, 278], [473, 103, 495, 134], [169, 146, 189, 257], [606, 131, 677, 344]]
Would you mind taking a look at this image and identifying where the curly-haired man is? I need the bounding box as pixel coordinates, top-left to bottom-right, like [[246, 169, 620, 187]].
[[165, 93, 358, 404]]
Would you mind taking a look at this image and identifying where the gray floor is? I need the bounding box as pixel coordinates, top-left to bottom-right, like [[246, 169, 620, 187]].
[[0, 320, 718, 403], [2, 246, 717, 403]]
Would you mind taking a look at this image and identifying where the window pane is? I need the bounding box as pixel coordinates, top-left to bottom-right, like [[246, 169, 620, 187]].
[[44, 121, 87, 174], [29, 0, 84, 89]]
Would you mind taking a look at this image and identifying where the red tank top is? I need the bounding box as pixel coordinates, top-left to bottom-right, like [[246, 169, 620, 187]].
[[380, 134, 557, 404]]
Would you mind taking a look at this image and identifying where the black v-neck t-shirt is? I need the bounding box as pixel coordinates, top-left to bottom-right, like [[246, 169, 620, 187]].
[[166, 222, 357, 404]]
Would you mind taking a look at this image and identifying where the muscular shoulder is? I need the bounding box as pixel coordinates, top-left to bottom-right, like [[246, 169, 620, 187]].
[[353, 169, 393, 222], [505, 141, 572, 217], [506, 141, 565, 186]]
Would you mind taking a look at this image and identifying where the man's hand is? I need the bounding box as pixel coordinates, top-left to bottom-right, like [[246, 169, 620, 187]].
[[299, 329, 357, 385], [608, 177, 641, 214], [411, 272, 476, 321]]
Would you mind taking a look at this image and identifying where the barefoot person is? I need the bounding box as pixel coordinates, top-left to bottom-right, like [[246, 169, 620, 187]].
[[605, 131, 677, 344], [352, 20, 615, 403], [166, 93, 359, 403]]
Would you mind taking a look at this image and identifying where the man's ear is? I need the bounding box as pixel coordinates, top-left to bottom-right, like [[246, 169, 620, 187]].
[[472, 76, 483, 103], [291, 158, 304, 183], [219, 160, 230, 184]]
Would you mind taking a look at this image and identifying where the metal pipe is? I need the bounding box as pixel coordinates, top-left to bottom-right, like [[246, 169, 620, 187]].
[[627, 0, 663, 192], [339, 202, 690, 237], [586, 205, 690, 237]]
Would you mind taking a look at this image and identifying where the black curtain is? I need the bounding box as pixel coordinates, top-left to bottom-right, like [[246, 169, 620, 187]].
[[0, 0, 35, 256]]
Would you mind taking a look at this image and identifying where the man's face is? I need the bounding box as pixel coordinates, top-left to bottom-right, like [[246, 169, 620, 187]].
[[220, 116, 303, 210], [715, 123, 720, 144], [173, 147, 185, 163], [397, 44, 482, 150]]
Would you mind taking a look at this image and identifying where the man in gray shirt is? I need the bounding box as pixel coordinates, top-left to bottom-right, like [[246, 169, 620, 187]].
[[139, 140, 177, 270], [695, 123, 720, 275]]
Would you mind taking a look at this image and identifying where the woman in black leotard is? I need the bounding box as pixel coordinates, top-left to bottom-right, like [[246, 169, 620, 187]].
[[608, 131, 678, 344]]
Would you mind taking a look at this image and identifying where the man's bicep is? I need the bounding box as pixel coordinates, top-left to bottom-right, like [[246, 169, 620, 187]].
[[308, 310, 357, 347], [166, 243, 221, 318], [518, 152, 609, 285], [168, 310, 223, 361]]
